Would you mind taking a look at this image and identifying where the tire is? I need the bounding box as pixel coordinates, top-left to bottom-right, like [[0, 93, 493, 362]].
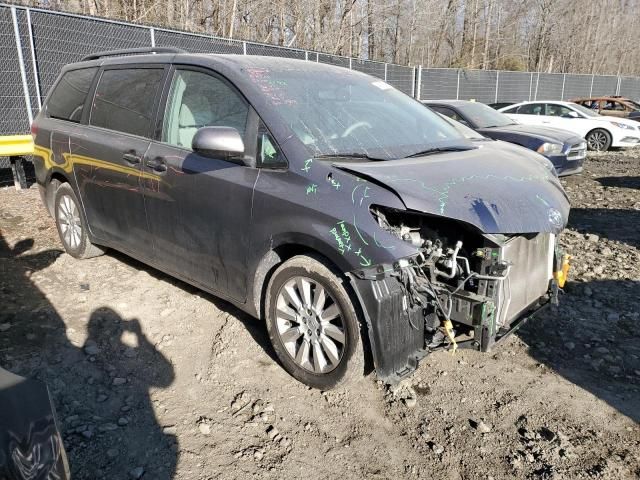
[[586, 129, 612, 151], [53, 183, 105, 259], [265, 255, 365, 390]]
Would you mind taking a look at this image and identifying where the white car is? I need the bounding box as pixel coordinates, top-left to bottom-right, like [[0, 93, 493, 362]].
[[498, 101, 640, 151]]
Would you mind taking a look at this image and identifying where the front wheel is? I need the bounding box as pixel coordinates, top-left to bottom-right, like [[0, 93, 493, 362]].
[[265, 255, 365, 389], [586, 129, 612, 151]]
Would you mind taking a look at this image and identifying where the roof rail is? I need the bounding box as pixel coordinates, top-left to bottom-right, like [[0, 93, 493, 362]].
[[81, 47, 186, 62]]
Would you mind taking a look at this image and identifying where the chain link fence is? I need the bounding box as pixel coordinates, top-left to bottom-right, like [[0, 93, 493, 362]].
[[2, 2, 640, 177], [417, 69, 635, 103]]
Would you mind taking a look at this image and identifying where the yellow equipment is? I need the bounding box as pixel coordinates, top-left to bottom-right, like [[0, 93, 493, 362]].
[[0, 135, 34, 190], [553, 253, 572, 288]]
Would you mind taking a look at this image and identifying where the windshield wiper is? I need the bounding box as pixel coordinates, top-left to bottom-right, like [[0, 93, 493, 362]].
[[314, 153, 387, 161], [405, 146, 475, 158]]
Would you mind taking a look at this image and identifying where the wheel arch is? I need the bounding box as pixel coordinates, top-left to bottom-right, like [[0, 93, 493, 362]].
[[249, 234, 354, 320], [44, 170, 72, 216], [250, 238, 375, 377], [585, 127, 612, 150]]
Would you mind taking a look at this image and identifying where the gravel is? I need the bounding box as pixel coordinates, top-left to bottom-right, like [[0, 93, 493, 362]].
[[0, 150, 639, 479]]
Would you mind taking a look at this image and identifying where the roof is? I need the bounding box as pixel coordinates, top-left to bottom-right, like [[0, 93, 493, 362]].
[[506, 100, 575, 106], [421, 99, 476, 106], [66, 52, 355, 77], [571, 96, 632, 101]]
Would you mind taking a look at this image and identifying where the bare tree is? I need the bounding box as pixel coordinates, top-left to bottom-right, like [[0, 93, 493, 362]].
[[17, 0, 640, 75]]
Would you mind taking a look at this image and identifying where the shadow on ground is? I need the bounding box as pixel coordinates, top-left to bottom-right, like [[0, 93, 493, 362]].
[[518, 278, 640, 424], [596, 176, 640, 190], [107, 249, 280, 365], [568, 208, 640, 248], [0, 233, 178, 479]]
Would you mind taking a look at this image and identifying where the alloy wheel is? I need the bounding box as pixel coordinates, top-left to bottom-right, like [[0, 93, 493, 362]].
[[58, 194, 82, 250], [587, 131, 608, 151], [275, 276, 346, 374]]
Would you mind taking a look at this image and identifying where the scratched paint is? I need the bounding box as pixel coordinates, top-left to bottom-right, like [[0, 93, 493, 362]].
[[245, 67, 297, 106], [387, 172, 553, 215], [329, 220, 372, 266], [351, 183, 371, 206], [301, 158, 313, 173], [34, 146, 161, 181]]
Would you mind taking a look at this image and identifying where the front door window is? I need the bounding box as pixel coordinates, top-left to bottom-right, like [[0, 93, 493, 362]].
[[162, 69, 249, 150]]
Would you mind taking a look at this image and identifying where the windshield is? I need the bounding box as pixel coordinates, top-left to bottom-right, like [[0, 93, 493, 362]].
[[457, 102, 517, 128], [243, 66, 469, 160], [437, 113, 487, 140], [626, 100, 640, 110], [570, 103, 600, 117]]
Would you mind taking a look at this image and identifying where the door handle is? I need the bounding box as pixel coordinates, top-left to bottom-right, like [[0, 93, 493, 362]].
[[146, 157, 167, 173], [123, 152, 141, 165]]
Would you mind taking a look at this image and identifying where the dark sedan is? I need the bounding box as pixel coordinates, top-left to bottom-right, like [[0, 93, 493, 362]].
[[423, 100, 586, 176]]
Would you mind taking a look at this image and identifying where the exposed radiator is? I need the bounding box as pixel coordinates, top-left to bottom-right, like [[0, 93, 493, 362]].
[[496, 233, 554, 326]]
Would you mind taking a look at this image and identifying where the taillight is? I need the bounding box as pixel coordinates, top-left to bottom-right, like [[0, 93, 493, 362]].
[[31, 123, 38, 138]]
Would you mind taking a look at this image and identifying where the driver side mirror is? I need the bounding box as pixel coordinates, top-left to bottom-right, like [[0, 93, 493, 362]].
[[192, 126, 245, 163], [562, 111, 580, 119]]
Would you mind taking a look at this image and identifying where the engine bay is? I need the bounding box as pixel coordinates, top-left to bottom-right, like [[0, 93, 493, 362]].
[[366, 205, 559, 356]]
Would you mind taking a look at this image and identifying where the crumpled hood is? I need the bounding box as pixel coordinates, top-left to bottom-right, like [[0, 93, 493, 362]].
[[334, 146, 570, 234]]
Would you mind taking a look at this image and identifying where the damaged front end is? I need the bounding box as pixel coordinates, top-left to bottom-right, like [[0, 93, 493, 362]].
[[348, 206, 569, 384]]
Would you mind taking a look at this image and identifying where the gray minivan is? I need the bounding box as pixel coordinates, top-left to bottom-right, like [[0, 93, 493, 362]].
[[33, 48, 570, 389]]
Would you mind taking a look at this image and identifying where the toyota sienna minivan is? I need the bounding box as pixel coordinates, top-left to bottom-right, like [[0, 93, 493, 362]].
[[32, 48, 571, 389]]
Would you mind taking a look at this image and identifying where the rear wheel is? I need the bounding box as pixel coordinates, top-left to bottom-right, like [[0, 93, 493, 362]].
[[54, 183, 104, 259], [586, 129, 612, 151], [265, 255, 364, 389]]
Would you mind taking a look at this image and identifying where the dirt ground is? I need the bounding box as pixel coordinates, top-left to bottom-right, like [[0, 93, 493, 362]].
[[1, 151, 639, 480]]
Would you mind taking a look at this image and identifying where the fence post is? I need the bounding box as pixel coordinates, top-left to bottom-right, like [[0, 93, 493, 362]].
[[384, 63, 388, 82], [455, 69, 460, 100], [149, 27, 155, 47], [534, 72, 540, 101], [411, 67, 415, 98], [529, 73, 533, 101], [616, 76, 621, 96], [561, 74, 566, 100], [494, 70, 499, 103], [589, 74, 594, 97], [11, 6, 33, 125], [349, 57, 352, 70], [25, 8, 41, 110], [415, 66, 422, 100], [305, 51, 308, 61], [242, 41, 247, 55]]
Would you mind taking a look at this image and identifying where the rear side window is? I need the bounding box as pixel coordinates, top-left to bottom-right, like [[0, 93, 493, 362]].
[[47, 68, 97, 122], [515, 104, 543, 115], [429, 106, 463, 122], [90, 68, 164, 137], [544, 104, 573, 117]]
